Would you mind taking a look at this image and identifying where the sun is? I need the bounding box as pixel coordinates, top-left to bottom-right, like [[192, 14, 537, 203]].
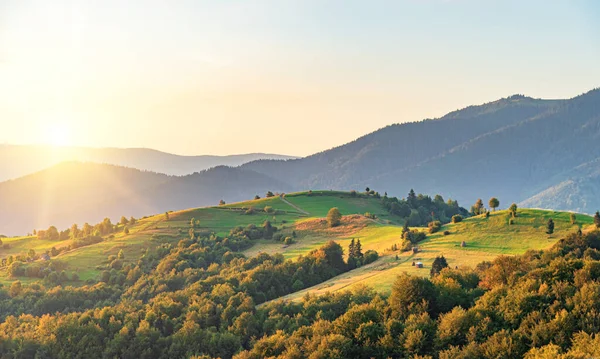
[[47, 123, 72, 147]]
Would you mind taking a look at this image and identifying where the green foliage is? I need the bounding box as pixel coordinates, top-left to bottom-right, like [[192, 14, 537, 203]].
[[430, 255, 448, 277], [451, 215, 463, 223], [327, 207, 342, 227], [546, 218, 555, 234], [509, 203, 518, 217], [595, 211, 600, 228], [489, 197, 500, 211], [428, 221, 442, 234], [471, 198, 484, 215]]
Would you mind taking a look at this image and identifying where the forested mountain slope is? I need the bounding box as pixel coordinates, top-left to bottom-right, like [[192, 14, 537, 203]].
[[241, 89, 600, 210]]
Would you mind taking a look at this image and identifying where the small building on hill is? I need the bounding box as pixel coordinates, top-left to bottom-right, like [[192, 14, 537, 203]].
[[460, 241, 467, 247], [415, 262, 423, 268]]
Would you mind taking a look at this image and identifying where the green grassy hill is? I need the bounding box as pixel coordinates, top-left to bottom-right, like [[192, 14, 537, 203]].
[[267, 208, 592, 303], [0, 191, 592, 301]]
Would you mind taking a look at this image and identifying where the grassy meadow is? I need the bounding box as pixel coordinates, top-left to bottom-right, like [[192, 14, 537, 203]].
[[0, 191, 591, 301]]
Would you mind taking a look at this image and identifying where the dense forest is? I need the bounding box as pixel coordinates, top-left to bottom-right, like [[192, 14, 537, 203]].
[[1, 205, 600, 358]]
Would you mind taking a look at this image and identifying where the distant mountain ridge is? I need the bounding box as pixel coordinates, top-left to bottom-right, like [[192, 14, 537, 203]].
[[0, 145, 297, 181], [2, 88, 600, 235], [0, 162, 289, 235]]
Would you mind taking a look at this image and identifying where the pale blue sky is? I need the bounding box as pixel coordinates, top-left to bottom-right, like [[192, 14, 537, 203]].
[[0, 0, 598, 155]]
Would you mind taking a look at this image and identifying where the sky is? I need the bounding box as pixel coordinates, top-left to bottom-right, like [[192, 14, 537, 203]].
[[0, 0, 599, 156]]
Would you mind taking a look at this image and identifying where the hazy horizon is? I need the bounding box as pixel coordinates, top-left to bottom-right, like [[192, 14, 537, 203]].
[[1, 0, 599, 156]]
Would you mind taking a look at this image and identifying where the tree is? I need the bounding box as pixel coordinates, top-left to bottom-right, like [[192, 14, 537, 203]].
[[365, 187, 370, 193], [407, 189, 417, 206], [164, 212, 170, 220], [451, 215, 463, 223], [129, 216, 136, 225], [431, 255, 449, 277], [327, 207, 342, 227], [595, 211, 600, 228], [70, 223, 80, 238], [489, 197, 500, 212], [546, 219, 555, 235], [349, 239, 356, 258], [46, 226, 60, 240], [219, 199, 226, 205], [570, 213, 577, 225], [120, 216, 129, 225], [118, 249, 125, 260], [402, 221, 410, 237], [509, 203, 518, 218], [472, 199, 484, 215], [254, 195, 260, 200], [124, 227, 130, 235], [355, 239, 363, 258], [266, 191, 275, 198]]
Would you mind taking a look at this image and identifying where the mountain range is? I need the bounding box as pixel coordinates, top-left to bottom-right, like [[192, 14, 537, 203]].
[[0, 145, 296, 182], [1, 88, 599, 235]]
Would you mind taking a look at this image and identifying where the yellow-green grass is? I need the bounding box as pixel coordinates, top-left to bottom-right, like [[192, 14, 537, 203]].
[[284, 191, 397, 222], [263, 209, 593, 303], [221, 196, 300, 213], [0, 235, 74, 260]]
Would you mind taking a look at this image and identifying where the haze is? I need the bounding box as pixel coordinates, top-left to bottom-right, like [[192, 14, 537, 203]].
[[1, 0, 599, 156]]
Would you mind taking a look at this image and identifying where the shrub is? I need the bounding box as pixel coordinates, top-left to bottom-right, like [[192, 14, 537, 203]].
[[443, 230, 450, 236], [327, 208, 342, 227], [451, 215, 463, 223], [509, 218, 515, 225], [428, 221, 442, 234], [264, 206, 274, 214], [364, 212, 376, 219], [363, 250, 379, 265], [244, 207, 255, 215], [284, 237, 295, 245]]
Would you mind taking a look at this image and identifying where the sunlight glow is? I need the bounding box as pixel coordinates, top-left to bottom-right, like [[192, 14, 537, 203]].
[[45, 122, 72, 147]]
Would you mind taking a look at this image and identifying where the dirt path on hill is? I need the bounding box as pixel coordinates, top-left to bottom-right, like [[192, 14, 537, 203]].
[[280, 196, 310, 215]]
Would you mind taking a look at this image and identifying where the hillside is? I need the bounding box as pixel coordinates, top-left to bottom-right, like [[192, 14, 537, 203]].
[[239, 89, 600, 212], [0, 190, 595, 358], [3, 90, 600, 236], [0, 163, 290, 236], [1, 190, 589, 290], [0, 144, 296, 181], [241, 94, 562, 190]]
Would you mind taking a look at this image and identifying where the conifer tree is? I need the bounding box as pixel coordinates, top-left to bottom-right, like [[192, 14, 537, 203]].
[[546, 218, 554, 235], [355, 239, 363, 258]]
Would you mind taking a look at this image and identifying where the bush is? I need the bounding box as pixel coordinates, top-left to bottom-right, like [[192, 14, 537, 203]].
[[284, 237, 295, 245], [327, 208, 342, 227], [272, 233, 284, 242], [264, 206, 274, 214], [428, 221, 442, 234], [451, 215, 463, 223], [400, 240, 413, 252], [364, 212, 376, 219], [443, 230, 450, 236], [509, 218, 515, 225], [244, 207, 255, 215], [363, 250, 379, 265]]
